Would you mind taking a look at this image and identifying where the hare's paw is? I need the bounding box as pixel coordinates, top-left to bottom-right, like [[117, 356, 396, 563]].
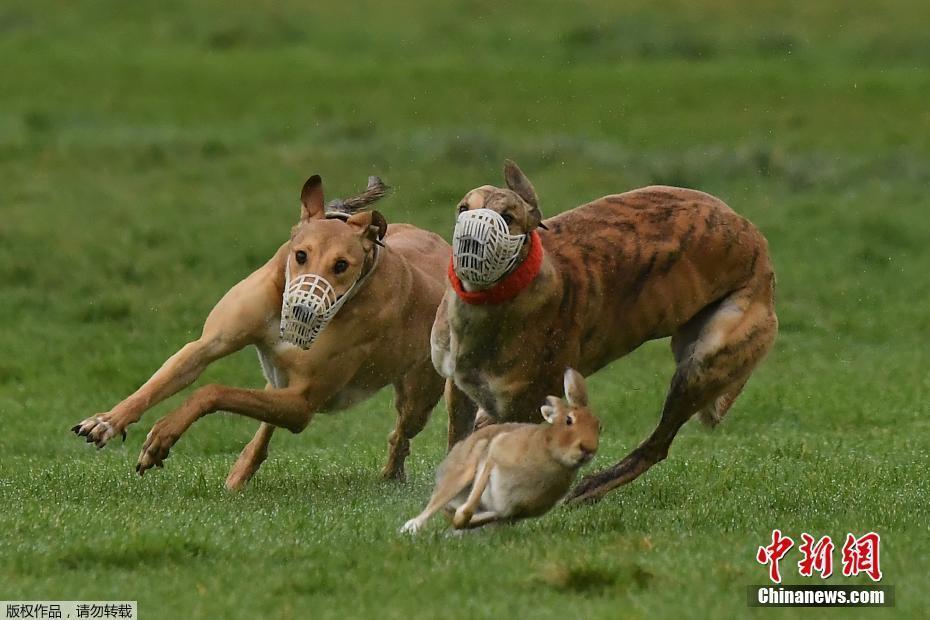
[[400, 517, 425, 534], [452, 507, 474, 529]]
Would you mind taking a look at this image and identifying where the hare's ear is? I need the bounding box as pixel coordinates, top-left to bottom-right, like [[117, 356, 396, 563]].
[[563, 368, 588, 408], [541, 395, 562, 423]]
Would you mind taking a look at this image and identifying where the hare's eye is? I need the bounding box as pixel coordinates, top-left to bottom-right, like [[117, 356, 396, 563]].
[[334, 259, 349, 274], [501, 213, 515, 225], [565, 415, 574, 426], [295, 250, 307, 264]]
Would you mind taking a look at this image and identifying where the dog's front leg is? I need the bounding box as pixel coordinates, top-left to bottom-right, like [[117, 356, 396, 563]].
[[73, 338, 234, 448], [72, 272, 270, 448], [135, 383, 325, 475]]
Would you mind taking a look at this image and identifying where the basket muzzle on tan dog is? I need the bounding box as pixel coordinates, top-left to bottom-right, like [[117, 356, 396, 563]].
[[279, 245, 380, 349]]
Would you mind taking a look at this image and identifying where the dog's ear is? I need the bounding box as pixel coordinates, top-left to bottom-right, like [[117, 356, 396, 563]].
[[503, 159, 544, 228], [300, 175, 325, 221], [346, 210, 388, 246]]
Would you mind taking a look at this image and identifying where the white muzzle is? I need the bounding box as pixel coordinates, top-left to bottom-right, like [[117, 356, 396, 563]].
[[279, 251, 378, 350], [452, 209, 527, 286]]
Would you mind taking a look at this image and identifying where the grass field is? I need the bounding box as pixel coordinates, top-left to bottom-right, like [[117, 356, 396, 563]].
[[2, 1, 929, 618]]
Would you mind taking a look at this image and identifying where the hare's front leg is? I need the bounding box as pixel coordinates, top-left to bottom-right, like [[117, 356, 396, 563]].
[[401, 439, 489, 534]]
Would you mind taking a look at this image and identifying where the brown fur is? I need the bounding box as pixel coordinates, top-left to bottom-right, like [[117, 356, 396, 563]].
[[431, 161, 777, 503], [72, 175, 458, 487], [401, 369, 599, 533]]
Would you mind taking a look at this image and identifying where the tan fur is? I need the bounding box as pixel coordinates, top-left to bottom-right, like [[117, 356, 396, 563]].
[[432, 161, 777, 503], [72, 175, 457, 486], [401, 369, 599, 533]]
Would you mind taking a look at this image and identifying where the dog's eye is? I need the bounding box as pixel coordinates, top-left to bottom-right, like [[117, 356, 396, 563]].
[[458, 205, 468, 214], [333, 259, 349, 274], [295, 250, 307, 265], [501, 213, 514, 225]]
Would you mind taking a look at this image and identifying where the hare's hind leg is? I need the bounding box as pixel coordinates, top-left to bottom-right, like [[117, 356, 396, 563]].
[[400, 439, 488, 534], [383, 364, 444, 481], [452, 457, 495, 529], [567, 281, 777, 503]]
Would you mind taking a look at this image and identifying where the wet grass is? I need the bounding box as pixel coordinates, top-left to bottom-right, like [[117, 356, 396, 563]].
[[1, 1, 928, 618]]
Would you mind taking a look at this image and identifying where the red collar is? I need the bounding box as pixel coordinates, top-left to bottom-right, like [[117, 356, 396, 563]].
[[448, 231, 544, 305]]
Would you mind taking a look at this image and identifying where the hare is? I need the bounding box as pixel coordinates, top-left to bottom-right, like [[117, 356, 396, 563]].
[[401, 369, 600, 533]]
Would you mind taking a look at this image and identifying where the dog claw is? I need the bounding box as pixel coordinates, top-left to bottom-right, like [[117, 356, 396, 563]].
[[70, 424, 81, 434], [121, 430, 127, 442]]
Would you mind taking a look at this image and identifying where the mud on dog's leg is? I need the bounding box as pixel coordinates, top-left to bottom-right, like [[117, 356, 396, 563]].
[[382, 367, 443, 482]]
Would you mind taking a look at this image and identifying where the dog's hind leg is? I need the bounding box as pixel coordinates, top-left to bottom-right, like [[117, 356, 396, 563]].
[[225, 421, 275, 492], [382, 364, 444, 482], [670, 302, 751, 428], [225, 351, 287, 491], [566, 282, 777, 504]]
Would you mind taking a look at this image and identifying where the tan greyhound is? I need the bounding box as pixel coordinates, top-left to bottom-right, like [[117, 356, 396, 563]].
[[431, 160, 777, 504], [72, 175, 459, 488]]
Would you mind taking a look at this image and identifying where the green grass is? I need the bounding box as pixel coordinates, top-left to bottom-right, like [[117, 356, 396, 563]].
[[1, 1, 929, 618]]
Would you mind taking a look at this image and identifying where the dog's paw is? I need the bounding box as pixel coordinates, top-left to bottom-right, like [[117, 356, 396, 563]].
[[400, 518, 423, 534], [135, 420, 179, 476], [71, 412, 128, 449]]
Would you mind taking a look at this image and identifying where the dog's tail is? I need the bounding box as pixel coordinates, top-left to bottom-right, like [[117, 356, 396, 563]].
[[325, 176, 390, 217]]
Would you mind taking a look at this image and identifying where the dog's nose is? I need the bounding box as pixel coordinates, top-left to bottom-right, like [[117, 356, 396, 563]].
[[292, 305, 314, 322]]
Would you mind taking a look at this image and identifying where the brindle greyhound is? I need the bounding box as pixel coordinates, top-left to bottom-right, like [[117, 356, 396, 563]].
[[431, 161, 777, 503], [72, 175, 462, 488]]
